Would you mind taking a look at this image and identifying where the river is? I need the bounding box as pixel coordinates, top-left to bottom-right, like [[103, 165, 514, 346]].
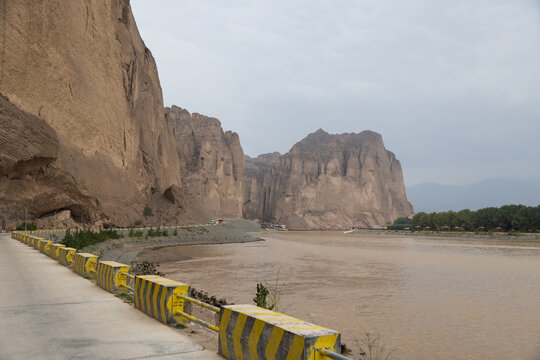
[[159, 231, 540, 360]]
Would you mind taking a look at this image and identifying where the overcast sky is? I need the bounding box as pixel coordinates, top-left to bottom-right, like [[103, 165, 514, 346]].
[[131, 0, 540, 186]]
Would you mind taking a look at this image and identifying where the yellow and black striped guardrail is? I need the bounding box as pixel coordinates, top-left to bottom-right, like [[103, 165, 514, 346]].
[[49, 243, 65, 259], [218, 305, 341, 360], [42, 240, 53, 255], [73, 253, 98, 277], [96, 261, 130, 293], [134, 275, 191, 325], [58, 247, 76, 266], [10, 230, 351, 360], [38, 239, 49, 253]]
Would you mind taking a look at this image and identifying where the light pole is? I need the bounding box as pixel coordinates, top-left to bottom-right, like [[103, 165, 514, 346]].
[[54, 209, 57, 232], [25, 207, 28, 231]]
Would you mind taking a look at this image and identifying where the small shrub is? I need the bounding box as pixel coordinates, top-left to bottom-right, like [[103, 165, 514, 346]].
[[174, 323, 186, 329], [253, 283, 274, 310], [62, 228, 124, 249], [129, 227, 144, 238], [16, 222, 37, 231], [356, 333, 395, 360], [265, 271, 285, 312], [145, 227, 168, 238], [173, 229, 178, 236], [143, 206, 153, 217], [134, 219, 142, 226]]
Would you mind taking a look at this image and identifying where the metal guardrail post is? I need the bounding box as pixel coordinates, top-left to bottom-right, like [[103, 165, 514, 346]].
[[174, 310, 219, 332], [174, 293, 220, 313], [315, 347, 353, 360]]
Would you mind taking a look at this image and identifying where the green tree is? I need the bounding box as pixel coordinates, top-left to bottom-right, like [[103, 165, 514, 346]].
[[455, 209, 475, 231]]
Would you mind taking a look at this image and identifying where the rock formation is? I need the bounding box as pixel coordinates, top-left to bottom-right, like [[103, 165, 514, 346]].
[[243, 129, 413, 229], [0, 0, 181, 227], [0, 0, 412, 230], [165, 106, 245, 218]]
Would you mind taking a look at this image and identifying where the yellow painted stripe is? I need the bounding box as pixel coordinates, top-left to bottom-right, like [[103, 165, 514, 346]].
[[152, 283, 160, 319], [265, 326, 285, 360], [134, 278, 140, 308], [102, 264, 106, 287], [281, 324, 326, 331], [309, 334, 340, 360], [160, 284, 167, 323], [145, 279, 153, 314], [108, 265, 113, 291], [219, 309, 232, 359], [249, 319, 265, 360], [232, 313, 248, 360], [286, 335, 305, 360]]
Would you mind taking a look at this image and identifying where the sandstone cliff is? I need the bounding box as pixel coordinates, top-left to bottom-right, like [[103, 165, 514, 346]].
[[0, 0, 181, 227], [165, 106, 245, 218], [243, 129, 413, 229]]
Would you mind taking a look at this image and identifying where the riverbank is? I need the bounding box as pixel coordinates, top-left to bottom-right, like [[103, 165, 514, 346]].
[[80, 219, 263, 264], [349, 229, 540, 242]]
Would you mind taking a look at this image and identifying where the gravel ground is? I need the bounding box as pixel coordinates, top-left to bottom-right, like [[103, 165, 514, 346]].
[[80, 220, 264, 264]]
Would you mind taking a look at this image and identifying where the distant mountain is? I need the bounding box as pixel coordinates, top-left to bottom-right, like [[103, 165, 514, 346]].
[[406, 178, 540, 213]]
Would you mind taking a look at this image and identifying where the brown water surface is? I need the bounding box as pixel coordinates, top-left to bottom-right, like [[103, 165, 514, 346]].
[[161, 231, 540, 360]]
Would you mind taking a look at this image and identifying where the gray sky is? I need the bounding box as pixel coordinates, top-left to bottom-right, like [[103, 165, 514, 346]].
[[131, 0, 540, 186]]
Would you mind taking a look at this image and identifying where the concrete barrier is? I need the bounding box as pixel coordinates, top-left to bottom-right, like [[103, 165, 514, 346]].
[[134, 275, 190, 325], [9, 228, 349, 360], [73, 253, 98, 277], [58, 247, 76, 266], [96, 261, 130, 293], [49, 243, 65, 260], [218, 305, 341, 360], [39, 239, 51, 254], [43, 240, 53, 255]]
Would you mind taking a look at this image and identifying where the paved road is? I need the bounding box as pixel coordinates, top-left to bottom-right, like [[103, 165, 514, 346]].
[[0, 234, 219, 360]]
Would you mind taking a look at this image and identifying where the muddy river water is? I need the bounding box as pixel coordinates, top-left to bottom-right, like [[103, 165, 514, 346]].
[[160, 231, 540, 360]]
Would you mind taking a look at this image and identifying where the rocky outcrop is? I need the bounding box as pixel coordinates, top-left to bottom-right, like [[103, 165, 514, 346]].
[[0, 0, 412, 230], [243, 129, 413, 229], [165, 106, 245, 218], [0, 0, 181, 227]]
